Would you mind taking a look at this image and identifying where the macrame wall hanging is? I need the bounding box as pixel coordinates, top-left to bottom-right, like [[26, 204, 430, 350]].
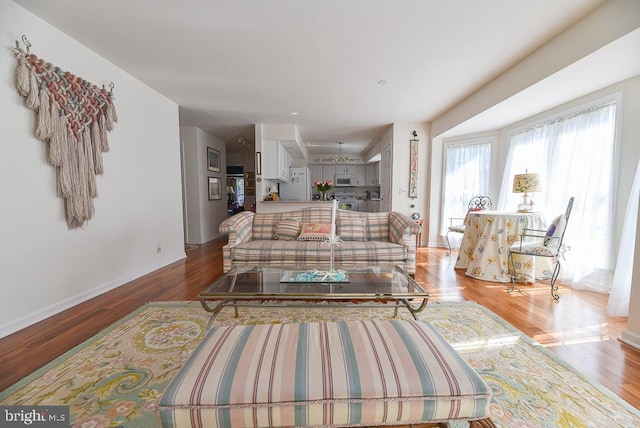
[[11, 35, 118, 229]]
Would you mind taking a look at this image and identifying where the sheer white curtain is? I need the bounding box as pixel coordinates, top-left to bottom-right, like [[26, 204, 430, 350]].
[[499, 102, 617, 292], [441, 140, 491, 239], [608, 159, 640, 316]]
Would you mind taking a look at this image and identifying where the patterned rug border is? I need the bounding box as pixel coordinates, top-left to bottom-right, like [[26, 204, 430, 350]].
[[0, 302, 158, 400], [2, 300, 639, 421]]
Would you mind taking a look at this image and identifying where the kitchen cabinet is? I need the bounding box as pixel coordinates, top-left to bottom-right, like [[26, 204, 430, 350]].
[[322, 165, 336, 182], [356, 165, 365, 186], [334, 165, 358, 175], [310, 164, 323, 185], [309, 163, 366, 186], [360, 200, 381, 212], [365, 162, 380, 186], [262, 140, 292, 182]]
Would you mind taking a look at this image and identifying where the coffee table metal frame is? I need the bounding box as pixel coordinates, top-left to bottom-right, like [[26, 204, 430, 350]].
[[198, 265, 429, 327]]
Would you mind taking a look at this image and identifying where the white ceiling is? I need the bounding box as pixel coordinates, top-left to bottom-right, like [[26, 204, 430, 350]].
[[15, 0, 629, 155]]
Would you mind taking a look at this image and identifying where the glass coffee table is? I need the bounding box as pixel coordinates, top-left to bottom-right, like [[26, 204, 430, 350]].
[[198, 265, 429, 327]]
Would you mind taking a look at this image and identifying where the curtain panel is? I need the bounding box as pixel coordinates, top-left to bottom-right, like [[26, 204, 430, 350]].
[[499, 101, 617, 293], [441, 140, 492, 238]]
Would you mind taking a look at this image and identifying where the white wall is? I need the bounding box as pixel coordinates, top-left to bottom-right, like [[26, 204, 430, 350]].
[[391, 123, 431, 242], [181, 127, 228, 244], [0, 2, 186, 337]]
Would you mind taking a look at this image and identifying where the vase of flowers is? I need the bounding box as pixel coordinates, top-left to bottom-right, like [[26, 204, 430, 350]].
[[314, 180, 333, 200]]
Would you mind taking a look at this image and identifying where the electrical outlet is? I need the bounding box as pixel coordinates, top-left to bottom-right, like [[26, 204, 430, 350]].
[[156, 243, 162, 253]]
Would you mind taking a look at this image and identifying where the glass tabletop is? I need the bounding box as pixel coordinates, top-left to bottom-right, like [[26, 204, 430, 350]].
[[198, 265, 429, 300]]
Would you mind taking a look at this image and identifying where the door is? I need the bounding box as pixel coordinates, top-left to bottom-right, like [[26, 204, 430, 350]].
[[380, 145, 391, 212]]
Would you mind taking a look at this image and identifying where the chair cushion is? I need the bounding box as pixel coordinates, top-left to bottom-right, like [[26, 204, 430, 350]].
[[449, 224, 466, 233], [158, 320, 492, 427], [510, 241, 557, 257], [337, 217, 367, 241], [274, 218, 301, 241]]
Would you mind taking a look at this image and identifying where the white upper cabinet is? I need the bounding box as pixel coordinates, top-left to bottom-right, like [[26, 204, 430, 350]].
[[262, 140, 292, 182], [365, 162, 380, 186], [322, 165, 336, 182]]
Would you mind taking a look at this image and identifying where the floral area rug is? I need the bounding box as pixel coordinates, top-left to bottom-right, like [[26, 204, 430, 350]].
[[1, 301, 639, 427]]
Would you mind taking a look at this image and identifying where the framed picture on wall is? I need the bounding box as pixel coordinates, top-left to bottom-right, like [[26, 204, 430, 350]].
[[207, 147, 221, 173], [208, 177, 222, 200], [408, 137, 419, 198]]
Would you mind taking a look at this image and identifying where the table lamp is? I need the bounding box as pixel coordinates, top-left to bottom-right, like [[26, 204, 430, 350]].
[[512, 171, 541, 212]]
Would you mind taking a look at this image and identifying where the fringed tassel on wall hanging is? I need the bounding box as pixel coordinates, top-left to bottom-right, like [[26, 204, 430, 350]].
[[11, 35, 117, 229]]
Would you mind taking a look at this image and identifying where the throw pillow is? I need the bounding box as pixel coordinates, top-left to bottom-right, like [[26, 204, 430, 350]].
[[337, 218, 366, 241], [544, 215, 567, 246], [274, 218, 301, 241], [298, 223, 332, 241]]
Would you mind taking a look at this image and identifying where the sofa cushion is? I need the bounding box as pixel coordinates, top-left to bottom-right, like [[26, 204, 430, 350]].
[[274, 218, 301, 241], [298, 223, 332, 241], [231, 240, 407, 265], [337, 217, 367, 241], [365, 212, 391, 241]]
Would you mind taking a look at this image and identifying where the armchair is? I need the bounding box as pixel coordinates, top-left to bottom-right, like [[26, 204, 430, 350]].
[[507, 197, 574, 300]]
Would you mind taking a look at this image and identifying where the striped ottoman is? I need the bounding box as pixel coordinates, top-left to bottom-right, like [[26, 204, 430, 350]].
[[157, 320, 494, 427]]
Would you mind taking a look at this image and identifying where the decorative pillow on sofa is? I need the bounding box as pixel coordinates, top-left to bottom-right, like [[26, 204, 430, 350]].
[[298, 223, 332, 241], [274, 218, 302, 241], [337, 218, 367, 241], [544, 214, 567, 246]]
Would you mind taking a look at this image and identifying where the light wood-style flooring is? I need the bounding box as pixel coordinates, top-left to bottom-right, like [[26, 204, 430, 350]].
[[0, 238, 638, 411]]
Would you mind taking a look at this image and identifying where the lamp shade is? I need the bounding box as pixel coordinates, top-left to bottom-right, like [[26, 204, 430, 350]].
[[226, 186, 235, 194], [269, 186, 278, 194], [512, 173, 541, 194]]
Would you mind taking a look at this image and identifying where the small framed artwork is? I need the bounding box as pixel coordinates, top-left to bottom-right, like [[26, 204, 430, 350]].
[[246, 178, 256, 189], [208, 177, 222, 200], [245, 171, 255, 180], [207, 147, 221, 173], [245, 187, 255, 196]]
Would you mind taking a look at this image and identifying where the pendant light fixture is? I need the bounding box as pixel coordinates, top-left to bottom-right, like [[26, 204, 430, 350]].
[[333, 142, 348, 164]]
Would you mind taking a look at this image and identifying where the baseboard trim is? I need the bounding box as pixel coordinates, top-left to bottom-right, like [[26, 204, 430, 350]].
[[0, 253, 187, 339], [619, 329, 640, 351]]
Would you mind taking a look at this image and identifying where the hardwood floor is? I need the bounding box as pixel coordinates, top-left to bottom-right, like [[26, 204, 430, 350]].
[[1, 239, 639, 411]]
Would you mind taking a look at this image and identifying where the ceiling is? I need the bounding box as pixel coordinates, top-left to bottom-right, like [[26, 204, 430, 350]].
[[15, 0, 627, 156]]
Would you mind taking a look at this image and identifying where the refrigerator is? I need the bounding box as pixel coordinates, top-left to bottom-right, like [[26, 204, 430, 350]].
[[279, 167, 311, 201]]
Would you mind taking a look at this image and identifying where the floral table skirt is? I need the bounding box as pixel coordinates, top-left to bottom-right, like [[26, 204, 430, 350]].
[[455, 211, 547, 283]]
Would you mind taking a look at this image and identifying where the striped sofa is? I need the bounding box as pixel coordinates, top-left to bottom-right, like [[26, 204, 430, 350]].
[[219, 206, 422, 274], [157, 320, 494, 427]]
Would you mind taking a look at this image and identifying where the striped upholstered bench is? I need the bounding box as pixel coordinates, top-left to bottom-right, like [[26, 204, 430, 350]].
[[157, 320, 494, 428]]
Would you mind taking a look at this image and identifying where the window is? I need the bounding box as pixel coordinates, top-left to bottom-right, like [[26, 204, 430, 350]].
[[441, 139, 492, 236], [499, 100, 618, 292]]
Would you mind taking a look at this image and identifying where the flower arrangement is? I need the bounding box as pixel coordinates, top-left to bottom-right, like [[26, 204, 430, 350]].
[[314, 180, 333, 193]]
